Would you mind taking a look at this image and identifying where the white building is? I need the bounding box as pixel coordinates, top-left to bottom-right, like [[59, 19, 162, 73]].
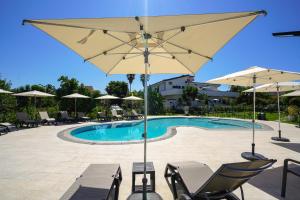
[[149, 75, 239, 109]]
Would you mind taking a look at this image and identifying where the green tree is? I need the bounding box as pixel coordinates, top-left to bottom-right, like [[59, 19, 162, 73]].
[[148, 88, 164, 115], [105, 81, 128, 98], [140, 74, 150, 87], [127, 74, 135, 94], [0, 78, 16, 122], [182, 86, 198, 106]]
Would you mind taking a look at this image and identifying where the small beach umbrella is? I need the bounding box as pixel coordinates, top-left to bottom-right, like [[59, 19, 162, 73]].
[[95, 95, 120, 115], [95, 94, 119, 100], [0, 89, 13, 94], [207, 67, 300, 160], [244, 82, 300, 142], [62, 93, 90, 117], [24, 11, 266, 199], [13, 90, 55, 118], [282, 90, 300, 97], [123, 95, 143, 101]]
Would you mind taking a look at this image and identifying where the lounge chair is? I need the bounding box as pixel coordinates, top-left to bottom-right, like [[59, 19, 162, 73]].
[[77, 112, 91, 122], [0, 122, 17, 132], [16, 112, 39, 128], [59, 111, 75, 123], [111, 109, 123, 121], [123, 111, 138, 120], [165, 159, 276, 200], [60, 164, 122, 200], [0, 126, 8, 135], [39, 111, 56, 125], [97, 112, 111, 122], [132, 109, 143, 119], [281, 158, 300, 197]]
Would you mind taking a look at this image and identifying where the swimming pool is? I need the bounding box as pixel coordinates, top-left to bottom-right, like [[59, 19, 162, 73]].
[[69, 117, 262, 142]]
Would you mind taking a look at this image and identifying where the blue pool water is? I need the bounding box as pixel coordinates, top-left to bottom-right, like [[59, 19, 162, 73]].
[[70, 117, 262, 142]]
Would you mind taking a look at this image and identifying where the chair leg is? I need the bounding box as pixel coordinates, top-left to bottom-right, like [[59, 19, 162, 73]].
[[281, 160, 288, 197]]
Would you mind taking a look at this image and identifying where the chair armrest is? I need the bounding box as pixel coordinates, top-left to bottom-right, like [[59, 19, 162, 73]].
[[179, 194, 192, 200], [284, 159, 300, 166]]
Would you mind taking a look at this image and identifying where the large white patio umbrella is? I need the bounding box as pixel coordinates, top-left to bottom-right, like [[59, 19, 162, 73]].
[[24, 11, 266, 199], [207, 67, 300, 160], [62, 93, 90, 117], [244, 82, 300, 142], [13, 90, 55, 118], [282, 90, 300, 97], [0, 88, 13, 94]]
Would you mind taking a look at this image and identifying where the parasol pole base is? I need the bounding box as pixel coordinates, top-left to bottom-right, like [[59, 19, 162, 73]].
[[241, 152, 267, 161], [271, 136, 290, 142]]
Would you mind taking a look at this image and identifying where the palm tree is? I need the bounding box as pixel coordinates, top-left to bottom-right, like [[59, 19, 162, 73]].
[[140, 74, 150, 87], [127, 74, 135, 94]]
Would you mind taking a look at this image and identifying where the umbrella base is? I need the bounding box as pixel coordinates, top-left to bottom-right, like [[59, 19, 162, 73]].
[[127, 192, 163, 200], [271, 136, 290, 142], [241, 152, 267, 161]]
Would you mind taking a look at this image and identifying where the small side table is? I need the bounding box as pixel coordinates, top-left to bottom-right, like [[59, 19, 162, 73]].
[[132, 162, 155, 193]]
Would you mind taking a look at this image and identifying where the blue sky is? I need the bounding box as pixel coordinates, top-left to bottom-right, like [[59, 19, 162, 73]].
[[0, 0, 299, 92]]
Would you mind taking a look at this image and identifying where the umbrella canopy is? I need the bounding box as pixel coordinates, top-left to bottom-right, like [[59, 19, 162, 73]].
[[244, 82, 300, 92], [13, 90, 54, 97], [95, 94, 119, 100], [24, 11, 266, 199], [123, 95, 143, 101], [23, 11, 266, 75], [0, 88, 13, 94], [207, 66, 300, 86], [244, 82, 300, 142], [62, 93, 90, 99], [207, 67, 300, 160], [282, 90, 300, 97]]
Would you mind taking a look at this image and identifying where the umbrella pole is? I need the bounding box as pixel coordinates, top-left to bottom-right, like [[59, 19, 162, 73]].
[[271, 84, 290, 142], [142, 48, 149, 200], [252, 75, 256, 155], [241, 75, 266, 161], [75, 98, 77, 118], [34, 96, 37, 119]]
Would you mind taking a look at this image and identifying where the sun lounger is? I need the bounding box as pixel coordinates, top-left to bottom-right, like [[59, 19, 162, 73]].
[[111, 109, 123, 121], [77, 112, 91, 122], [165, 159, 276, 200], [97, 112, 111, 122], [60, 164, 122, 200], [16, 112, 39, 128], [59, 111, 75, 123], [0, 126, 8, 135], [281, 158, 300, 197], [132, 109, 143, 119], [0, 122, 17, 132], [39, 111, 56, 125]]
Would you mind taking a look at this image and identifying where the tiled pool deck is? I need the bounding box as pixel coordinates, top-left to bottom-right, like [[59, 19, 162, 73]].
[[0, 116, 299, 200]]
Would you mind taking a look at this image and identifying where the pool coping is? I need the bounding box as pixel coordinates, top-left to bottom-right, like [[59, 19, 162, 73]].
[[57, 116, 273, 145]]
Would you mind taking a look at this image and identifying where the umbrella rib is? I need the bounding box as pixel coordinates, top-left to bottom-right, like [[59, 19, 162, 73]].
[[22, 20, 136, 34], [151, 35, 212, 60], [84, 35, 141, 62], [149, 30, 182, 52], [153, 10, 266, 34], [105, 32, 143, 52], [106, 46, 135, 74]]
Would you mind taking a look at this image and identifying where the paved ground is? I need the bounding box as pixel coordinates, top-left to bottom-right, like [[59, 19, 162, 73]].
[[0, 117, 299, 200]]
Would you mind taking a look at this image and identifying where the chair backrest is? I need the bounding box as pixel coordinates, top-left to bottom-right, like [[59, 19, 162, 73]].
[[111, 109, 118, 116], [132, 109, 138, 116], [195, 159, 276, 198], [60, 111, 69, 119], [77, 112, 84, 118], [16, 112, 30, 121], [39, 111, 49, 120]]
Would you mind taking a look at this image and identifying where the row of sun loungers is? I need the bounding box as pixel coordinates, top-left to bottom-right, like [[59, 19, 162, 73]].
[[60, 159, 277, 200]]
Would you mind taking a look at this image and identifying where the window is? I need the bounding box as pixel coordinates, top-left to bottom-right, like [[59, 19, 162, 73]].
[[168, 81, 173, 85]]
